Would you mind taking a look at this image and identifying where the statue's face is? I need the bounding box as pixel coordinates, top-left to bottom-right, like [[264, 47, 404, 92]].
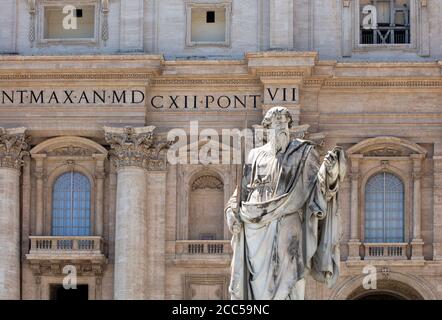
[[270, 113, 289, 131], [268, 113, 290, 152]]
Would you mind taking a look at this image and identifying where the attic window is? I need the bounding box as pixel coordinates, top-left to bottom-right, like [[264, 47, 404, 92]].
[[42, 5, 95, 40], [206, 11, 215, 23], [189, 6, 229, 45], [359, 0, 410, 45], [75, 9, 83, 18]]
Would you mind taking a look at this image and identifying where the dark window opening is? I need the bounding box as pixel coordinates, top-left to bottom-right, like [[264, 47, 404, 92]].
[[360, 1, 410, 44], [206, 11, 215, 23], [75, 9, 83, 18], [50, 284, 89, 301]]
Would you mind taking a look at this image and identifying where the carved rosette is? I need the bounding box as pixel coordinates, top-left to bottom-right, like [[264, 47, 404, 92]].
[[0, 127, 30, 170], [104, 126, 170, 171]]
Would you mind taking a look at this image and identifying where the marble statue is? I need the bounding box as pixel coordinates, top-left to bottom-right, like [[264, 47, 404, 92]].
[[225, 106, 347, 300]]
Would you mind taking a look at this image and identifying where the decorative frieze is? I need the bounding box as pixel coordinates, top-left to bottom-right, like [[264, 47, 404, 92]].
[[191, 175, 224, 191], [150, 78, 261, 87], [47, 146, 93, 157], [324, 79, 442, 89], [0, 73, 153, 81], [104, 126, 170, 171], [303, 79, 324, 87], [29, 261, 105, 277], [257, 71, 305, 78], [0, 127, 30, 170]]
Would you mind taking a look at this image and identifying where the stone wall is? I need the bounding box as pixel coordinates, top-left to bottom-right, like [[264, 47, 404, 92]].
[[2, 0, 442, 59], [1, 52, 442, 299]]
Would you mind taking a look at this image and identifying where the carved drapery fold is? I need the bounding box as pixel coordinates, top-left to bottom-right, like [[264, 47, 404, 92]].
[[104, 126, 170, 171], [0, 127, 30, 170]]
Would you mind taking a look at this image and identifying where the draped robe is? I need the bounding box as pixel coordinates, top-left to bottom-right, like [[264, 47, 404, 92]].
[[225, 139, 346, 300]]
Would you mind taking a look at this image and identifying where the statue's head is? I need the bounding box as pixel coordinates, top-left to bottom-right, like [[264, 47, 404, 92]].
[[262, 106, 293, 152], [262, 106, 294, 130]]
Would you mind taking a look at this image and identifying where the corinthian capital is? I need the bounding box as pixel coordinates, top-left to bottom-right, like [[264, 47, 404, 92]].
[[0, 127, 30, 170], [104, 126, 170, 171]]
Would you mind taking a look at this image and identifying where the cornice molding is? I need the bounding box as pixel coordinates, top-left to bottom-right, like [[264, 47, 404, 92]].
[[256, 71, 305, 78], [0, 73, 154, 81], [150, 78, 261, 87], [323, 78, 442, 89]]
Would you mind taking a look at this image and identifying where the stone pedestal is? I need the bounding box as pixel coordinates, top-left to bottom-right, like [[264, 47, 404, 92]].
[[347, 240, 361, 261], [0, 127, 28, 300], [411, 239, 424, 261]]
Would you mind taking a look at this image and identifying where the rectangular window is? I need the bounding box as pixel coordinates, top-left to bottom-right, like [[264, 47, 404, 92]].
[[43, 5, 95, 40], [186, 2, 231, 47], [206, 11, 215, 23], [359, 0, 410, 45], [191, 7, 226, 42]]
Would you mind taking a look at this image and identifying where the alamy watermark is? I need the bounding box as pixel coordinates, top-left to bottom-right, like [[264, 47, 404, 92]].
[[62, 5, 79, 31], [167, 121, 275, 165]]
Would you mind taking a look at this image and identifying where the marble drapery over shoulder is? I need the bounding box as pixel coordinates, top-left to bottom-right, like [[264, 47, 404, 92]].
[[225, 139, 346, 300]]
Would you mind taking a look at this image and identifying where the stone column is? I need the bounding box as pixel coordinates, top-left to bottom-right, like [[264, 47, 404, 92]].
[[348, 154, 362, 260], [120, 0, 144, 52], [32, 154, 45, 235], [0, 127, 29, 300], [341, 0, 352, 57], [411, 154, 425, 260], [146, 171, 166, 299], [105, 126, 154, 300], [93, 154, 106, 237], [433, 152, 442, 260], [419, 0, 430, 56]]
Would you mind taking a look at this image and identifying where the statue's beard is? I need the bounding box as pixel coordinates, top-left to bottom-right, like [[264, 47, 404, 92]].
[[270, 129, 290, 153]]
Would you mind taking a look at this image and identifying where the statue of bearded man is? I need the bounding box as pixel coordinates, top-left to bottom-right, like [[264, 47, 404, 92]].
[[225, 106, 347, 300]]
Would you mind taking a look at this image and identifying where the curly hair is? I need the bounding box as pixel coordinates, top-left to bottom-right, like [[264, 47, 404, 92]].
[[262, 106, 294, 129]]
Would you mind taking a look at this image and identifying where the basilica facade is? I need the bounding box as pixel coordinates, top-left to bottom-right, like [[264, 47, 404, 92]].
[[1, 0, 442, 300]]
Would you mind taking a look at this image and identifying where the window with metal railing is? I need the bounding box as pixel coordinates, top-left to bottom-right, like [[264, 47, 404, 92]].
[[52, 171, 91, 236], [360, 0, 410, 45]]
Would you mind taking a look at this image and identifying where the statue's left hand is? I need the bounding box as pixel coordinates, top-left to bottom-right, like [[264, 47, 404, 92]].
[[323, 148, 340, 184]]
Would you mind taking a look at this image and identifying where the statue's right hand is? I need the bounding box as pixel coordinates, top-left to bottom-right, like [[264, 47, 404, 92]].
[[226, 207, 241, 233]]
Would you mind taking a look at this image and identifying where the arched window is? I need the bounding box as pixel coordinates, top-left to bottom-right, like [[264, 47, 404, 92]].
[[189, 174, 224, 240], [365, 172, 404, 243], [52, 171, 91, 236]]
